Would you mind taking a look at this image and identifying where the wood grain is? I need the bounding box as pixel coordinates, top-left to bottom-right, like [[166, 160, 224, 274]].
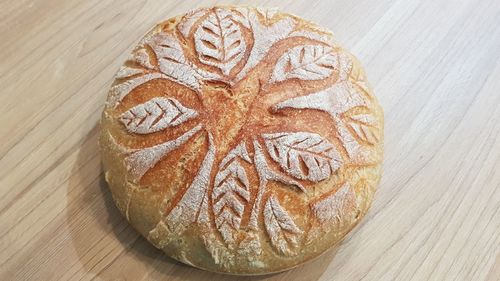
[[0, 0, 499, 280]]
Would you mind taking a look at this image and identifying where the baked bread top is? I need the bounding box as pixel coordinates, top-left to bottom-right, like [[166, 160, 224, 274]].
[[100, 6, 383, 275]]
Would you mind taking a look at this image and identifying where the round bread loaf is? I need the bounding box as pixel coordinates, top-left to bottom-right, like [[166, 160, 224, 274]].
[[100, 6, 383, 275]]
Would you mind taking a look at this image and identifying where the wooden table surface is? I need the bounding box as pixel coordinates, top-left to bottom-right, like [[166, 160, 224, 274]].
[[1, 0, 499, 280]]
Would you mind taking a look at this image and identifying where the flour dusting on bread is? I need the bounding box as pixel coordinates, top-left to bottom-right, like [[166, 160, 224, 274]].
[[100, 6, 383, 275]]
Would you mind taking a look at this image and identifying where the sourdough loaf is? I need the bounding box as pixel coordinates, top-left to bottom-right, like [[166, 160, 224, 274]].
[[100, 6, 384, 275]]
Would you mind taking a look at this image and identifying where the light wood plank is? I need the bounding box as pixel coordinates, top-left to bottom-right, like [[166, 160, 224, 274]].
[[0, 0, 499, 280]]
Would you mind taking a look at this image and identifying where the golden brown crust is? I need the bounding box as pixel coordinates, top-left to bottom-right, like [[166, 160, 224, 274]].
[[100, 5, 383, 275]]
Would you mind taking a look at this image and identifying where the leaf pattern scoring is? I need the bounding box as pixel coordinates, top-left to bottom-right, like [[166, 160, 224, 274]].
[[263, 132, 342, 182], [120, 97, 198, 134], [264, 195, 303, 256], [345, 112, 379, 145], [124, 125, 202, 181], [114, 48, 154, 80], [212, 143, 252, 248], [149, 33, 220, 90], [270, 44, 338, 83], [194, 8, 246, 76], [115, 65, 144, 79], [307, 182, 358, 243]]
